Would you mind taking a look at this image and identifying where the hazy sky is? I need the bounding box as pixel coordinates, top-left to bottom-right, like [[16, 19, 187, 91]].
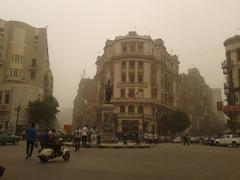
[[1, 0, 240, 109]]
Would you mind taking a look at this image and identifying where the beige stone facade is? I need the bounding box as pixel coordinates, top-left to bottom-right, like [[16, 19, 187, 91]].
[[0, 19, 53, 131], [95, 31, 179, 134], [222, 35, 240, 126], [178, 68, 223, 135]]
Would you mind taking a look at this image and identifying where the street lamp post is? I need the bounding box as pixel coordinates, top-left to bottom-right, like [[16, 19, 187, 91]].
[[15, 105, 21, 135]]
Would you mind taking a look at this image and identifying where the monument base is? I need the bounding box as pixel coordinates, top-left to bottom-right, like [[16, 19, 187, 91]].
[[96, 104, 118, 144]]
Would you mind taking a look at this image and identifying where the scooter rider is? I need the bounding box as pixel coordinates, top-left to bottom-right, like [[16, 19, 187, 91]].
[[47, 129, 62, 155]]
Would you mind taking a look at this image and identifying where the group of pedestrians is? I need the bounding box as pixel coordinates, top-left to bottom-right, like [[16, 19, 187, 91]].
[[143, 132, 159, 145], [73, 125, 99, 152]]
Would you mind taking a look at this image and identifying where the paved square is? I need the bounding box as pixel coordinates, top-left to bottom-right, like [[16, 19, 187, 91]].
[[0, 142, 240, 180]]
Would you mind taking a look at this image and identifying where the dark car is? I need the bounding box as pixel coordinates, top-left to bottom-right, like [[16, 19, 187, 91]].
[[0, 131, 21, 145]]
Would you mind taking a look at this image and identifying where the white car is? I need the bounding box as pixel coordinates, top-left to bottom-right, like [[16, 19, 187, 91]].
[[214, 134, 240, 147], [172, 137, 182, 143]]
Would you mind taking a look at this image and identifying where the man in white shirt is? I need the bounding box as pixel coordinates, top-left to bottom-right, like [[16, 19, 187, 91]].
[[74, 127, 82, 152], [81, 126, 88, 145]]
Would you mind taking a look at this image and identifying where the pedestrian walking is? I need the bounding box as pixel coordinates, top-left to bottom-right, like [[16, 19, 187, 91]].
[[147, 132, 153, 145], [143, 132, 148, 144], [25, 123, 36, 159], [91, 126, 98, 145], [154, 132, 159, 146], [183, 134, 190, 146], [81, 125, 88, 145], [74, 127, 82, 152]]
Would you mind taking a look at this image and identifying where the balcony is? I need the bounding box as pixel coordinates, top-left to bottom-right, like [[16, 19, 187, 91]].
[[117, 82, 148, 88], [0, 104, 9, 112], [110, 52, 155, 61], [29, 65, 38, 70]]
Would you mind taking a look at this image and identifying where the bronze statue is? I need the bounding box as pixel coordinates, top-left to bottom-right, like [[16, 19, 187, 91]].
[[105, 80, 113, 104]]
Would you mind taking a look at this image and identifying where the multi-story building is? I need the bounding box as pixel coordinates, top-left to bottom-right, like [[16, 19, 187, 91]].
[[95, 31, 179, 134], [0, 19, 53, 131], [222, 35, 240, 128], [72, 78, 97, 128], [178, 68, 218, 135]]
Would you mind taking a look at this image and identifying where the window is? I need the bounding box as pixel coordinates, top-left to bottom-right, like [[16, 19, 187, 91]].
[[9, 68, 13, 77], [137, 89, 144, 97], [13, 68, 18, 77], [32, 58, 37, 67], [121, 61, 126, 69], [128, 105, 135, 114], [129, 72, 135, 82], [121, 73, 126, 83], [152, 107, 155, 116], [15, 55, 19, 62], [121, 89, 125, 98], [138, 61, 143, 69], [237, 48, 240, 61], [0, 91, 2, 104], [122, 43, 127, 53], [129, 42, 136, 52], [31, 71, 36, 80], [128, 89, 135, 97], [129, 60, 135, 69], [226, 51, 231, 62], [120, 105, 125, 113], [137, 42, 143, 52], [138, 73, 143, 83], [138, 105, 144, 114], [5, 92, 10, 104]]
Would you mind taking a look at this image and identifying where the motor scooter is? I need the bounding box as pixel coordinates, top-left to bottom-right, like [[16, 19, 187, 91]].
[[38, 138, 70, 163]]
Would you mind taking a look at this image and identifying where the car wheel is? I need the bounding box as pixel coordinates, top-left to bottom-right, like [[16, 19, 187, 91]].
[[215, 142, 220, 146], [1, 143, 6, 145], [232, 141, 237, 148]]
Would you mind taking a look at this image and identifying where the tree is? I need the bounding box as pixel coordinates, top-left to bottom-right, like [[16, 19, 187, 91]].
[[28, 95, 60, 129], [159, 110, 191, 135]]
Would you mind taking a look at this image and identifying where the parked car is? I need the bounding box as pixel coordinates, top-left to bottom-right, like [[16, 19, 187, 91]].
[[214, 134, 240, 147], [172, 137, 182, 143], [0, 131, 21, 145]]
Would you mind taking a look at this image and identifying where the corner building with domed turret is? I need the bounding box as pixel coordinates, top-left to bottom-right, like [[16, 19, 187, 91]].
[[95, 31, 179, 134]]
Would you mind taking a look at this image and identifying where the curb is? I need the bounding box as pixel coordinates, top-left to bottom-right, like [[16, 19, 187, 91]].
[[64, 143, 151, 149]]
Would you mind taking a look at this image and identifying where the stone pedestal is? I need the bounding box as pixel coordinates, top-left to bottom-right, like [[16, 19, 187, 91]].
[[96, 104, 118, 143]]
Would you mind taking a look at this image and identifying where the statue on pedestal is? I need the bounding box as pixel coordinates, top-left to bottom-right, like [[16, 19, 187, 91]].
[[105, 80, 113, 104]]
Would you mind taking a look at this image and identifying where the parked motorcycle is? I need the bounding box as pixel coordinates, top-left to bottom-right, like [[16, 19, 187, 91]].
[[38, 138, 70, 163]]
